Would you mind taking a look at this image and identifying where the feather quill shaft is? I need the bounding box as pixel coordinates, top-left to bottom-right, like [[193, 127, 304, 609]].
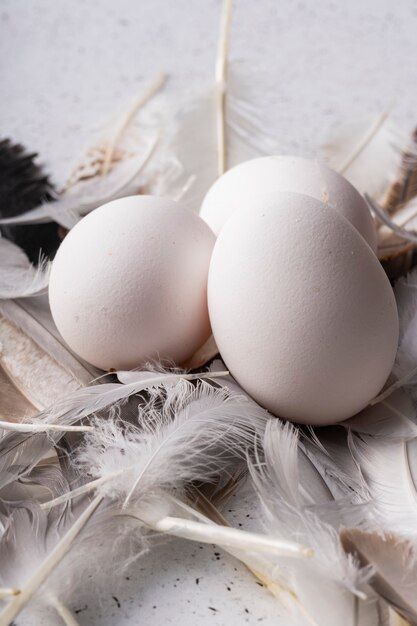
[[138, 512, 312, 558], [0, 420, 94, 433], [366, 194, 417, 245], [50, 597, 80, 626], [0, 589, 20, 599], [216, 0, 233, 176], [337, 111, 390, 175]]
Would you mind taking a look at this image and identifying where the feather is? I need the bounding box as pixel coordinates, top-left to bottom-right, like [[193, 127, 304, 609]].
[[0, 376, 309, 626], [319, 113, 409, 201], [29, 367, 229, 431], [0, 296, 99, 394], [0, 366, 228, 492], [0, 239, 50, 299], [0, 138, 60, 263], [0, 143, 158, 230], [249, 419, 378, 626], [0, 58, 278, 232], [341, 529, 417, 625], [0, 497, 103, 625], [345, 389, 417, 442], [348, 431, 417, 537], [300, 428, 367, 504], [0, 297, 95, 428], [43, 379, 268, 508], [40, 378, 309, 559], [62, 72, 166, 189], [367, 194, 417, 246], [147, 67, 278, 212]]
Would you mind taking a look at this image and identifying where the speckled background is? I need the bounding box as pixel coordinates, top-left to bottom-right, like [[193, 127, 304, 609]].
[[1, 0, 417, 624]]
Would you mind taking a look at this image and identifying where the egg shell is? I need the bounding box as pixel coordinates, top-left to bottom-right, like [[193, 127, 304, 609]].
[[49, 196, 215, 370], [208, 192, 398, 425], [200, 156, 377, 251]]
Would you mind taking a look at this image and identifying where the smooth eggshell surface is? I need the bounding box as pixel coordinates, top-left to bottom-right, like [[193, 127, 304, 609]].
[[49, 196, 215, 370], [200, 156, 377, 251], [208, 192, 398, 425]]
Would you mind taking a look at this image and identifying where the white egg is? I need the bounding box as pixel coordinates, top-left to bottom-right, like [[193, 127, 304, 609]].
[[200, 156, 377, 250], [49, 196, 215, 370], [208, 192, 398, 425]]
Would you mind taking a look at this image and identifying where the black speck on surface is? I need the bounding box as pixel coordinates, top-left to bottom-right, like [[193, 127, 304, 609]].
[[74, 605, 88, 615], [208, 606, 218, 612], [112, 596, 121, 609], [195, 578, 200, 585]]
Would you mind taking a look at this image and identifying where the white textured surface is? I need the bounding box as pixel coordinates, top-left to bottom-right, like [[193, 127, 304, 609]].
[[1, 1, 417, 624], [1, 0, 417, 186]]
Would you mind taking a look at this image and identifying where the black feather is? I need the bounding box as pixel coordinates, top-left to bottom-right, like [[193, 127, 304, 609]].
[[0, 139, 60, 263]]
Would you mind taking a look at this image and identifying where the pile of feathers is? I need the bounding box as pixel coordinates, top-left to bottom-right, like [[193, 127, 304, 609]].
[[2, 12, 417, 626]]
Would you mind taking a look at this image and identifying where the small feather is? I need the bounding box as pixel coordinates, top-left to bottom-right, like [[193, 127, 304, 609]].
[[0, 238, 50, 299], [45, 379, 267, 509]]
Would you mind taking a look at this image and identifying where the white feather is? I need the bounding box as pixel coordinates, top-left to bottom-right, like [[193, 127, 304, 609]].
[[0, 239, 50, 300], [346, 389, 417, 442], [43, 379, 267, 508], [145, 69, 278, 212], [349, 432, 417, 537], [0, 498, 102, 626], [319, 113, 408, 201], [249, 420, 377, 626]]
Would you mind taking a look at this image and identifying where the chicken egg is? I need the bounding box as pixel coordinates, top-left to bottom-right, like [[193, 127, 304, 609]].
[[49, 196, 215, 370], [200, 156, 377, 251], [208, 192, 398, 425]]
